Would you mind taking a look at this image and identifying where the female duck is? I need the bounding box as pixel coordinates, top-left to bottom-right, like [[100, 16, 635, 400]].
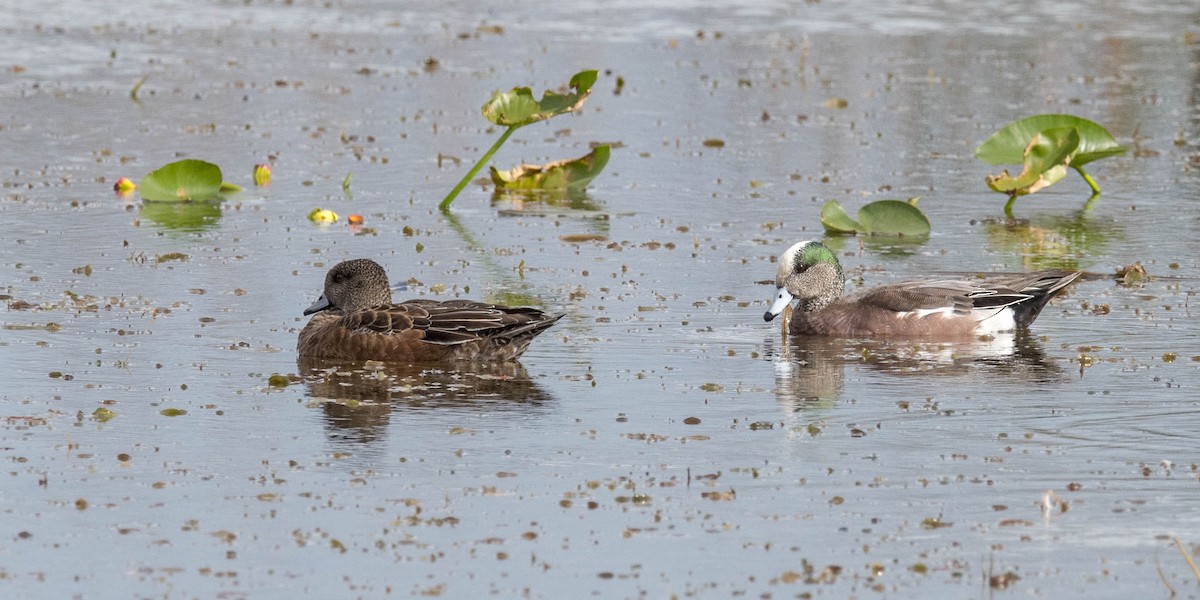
[[299, 259, 561, 362], [764, 241, 1080, 338]]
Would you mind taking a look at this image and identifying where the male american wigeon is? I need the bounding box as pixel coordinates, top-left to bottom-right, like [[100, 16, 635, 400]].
[[764, 241, 1080, 338], [298, 259, 562, 362]]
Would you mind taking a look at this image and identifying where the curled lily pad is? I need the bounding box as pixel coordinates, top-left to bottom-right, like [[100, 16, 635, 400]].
[[482, 70, 598, 127], [821, 198, 929, 236], [985, 127, 1079, 196], [976, 114, 1125, 209], [139, 159, 223, 202], [819, 201, 862, 234], [490, 145, 610, 190], [976, 114, 1125, 168]]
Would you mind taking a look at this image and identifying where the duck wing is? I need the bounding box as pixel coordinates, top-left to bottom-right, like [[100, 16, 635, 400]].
[[341, 300, 560, 347]]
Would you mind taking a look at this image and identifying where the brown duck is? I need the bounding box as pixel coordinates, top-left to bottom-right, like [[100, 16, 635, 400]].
[[298, 259, 562, 362]]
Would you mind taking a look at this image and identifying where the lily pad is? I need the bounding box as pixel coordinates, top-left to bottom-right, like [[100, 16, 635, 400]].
[[482, 70, 598, 127], [975, 114, 1126, 168], [985, 127, 1079, 196], [821, 198, 929, 236], [490, 145, 610, 190], [819, 201, 862, 234], [139, 159, 223, 202]]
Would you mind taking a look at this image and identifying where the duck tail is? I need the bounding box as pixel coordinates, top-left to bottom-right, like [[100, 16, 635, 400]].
[[1009, 271, 1081, 328]]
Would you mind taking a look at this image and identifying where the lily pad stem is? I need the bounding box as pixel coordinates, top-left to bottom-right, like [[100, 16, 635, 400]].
[[1073, 165, 1101, 195], [1004, 194, 1018, 219], [439, 126, 516, 212]]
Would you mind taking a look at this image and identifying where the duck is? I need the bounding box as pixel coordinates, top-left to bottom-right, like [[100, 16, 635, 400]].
[[764, 241, 1080, 338], [298, 259, 562, 362]]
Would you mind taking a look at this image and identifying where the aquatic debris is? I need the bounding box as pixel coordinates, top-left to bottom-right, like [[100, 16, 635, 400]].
[[1040, 489, 1067, 519], [253, 163, 272, 186], [347, 214, 364, 226], [920, 516, 951, 529], [1116, 263, 1149, 285], [113, 176, 137, 194], [159, 408, 187, 417], [92, 407, 116, 422], [267, 373, 290, 387], [308, 208, 338, 223]]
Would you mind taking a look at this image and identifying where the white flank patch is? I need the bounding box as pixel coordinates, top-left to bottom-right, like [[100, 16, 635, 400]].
[[971, 306, 1016, 334], [896, 306, 1017, 334]]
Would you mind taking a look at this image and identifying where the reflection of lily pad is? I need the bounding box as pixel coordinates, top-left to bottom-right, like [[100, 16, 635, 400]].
[[139, 200, 222, 231], [492, 187, 604, 212], [138, 159, 223, 202], [821, 198, 930, 236], [482, 70, 598, 127], [984, 212, 1121, 271], [820, 234, 928, 258], [490, 145, 610, 190]]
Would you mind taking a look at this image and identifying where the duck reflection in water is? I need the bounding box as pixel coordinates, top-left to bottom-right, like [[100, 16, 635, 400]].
[[768, 328, 1063, 410], [297, 356, 554, 446]]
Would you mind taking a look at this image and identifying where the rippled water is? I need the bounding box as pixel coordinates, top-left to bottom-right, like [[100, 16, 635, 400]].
[[2, 0, 1199, 597]]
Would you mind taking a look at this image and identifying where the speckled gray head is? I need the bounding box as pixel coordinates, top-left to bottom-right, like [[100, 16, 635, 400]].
[[303, 259, 393, 316], [764, 240, 846, 322]]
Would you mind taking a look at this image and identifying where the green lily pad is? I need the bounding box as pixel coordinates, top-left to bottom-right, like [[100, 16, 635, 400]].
[[985, 127, 1079, 196], [482, 69, 598, 127], [821, 198, 929, 236], [820, 201, 862, 234], [490, 145, 610, 190], [138, 159, 223, 202], [857, 199, 931, 236], [975, 114, 1126, 168]]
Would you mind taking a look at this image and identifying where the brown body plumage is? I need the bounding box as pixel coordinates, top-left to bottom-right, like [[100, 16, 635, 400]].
[[298, 259, 562, 362]]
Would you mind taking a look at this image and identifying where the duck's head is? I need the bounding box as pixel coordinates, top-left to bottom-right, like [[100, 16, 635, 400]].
[[763, 240, 845, 322], [304, 258, 393, 316]]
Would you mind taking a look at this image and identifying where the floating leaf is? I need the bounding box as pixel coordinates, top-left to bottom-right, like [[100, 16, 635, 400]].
[[820, 201, 863, 234], [160, 408, 187, 417], [490, 145, 610, 190], [219, 181, 243, 193], [976, 114, 1126, 168], [857, 200, 931, 236], [482, 69, 598, 127], [138, 159, 223, 202], [92, 407, 117, 422], [821, 198, 929, 236], [985, 127, 1079, 196]]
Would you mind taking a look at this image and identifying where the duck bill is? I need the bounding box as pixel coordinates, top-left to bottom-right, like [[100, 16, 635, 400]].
[[763, 288, 794, 322], [303, 294, 332, 316]]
